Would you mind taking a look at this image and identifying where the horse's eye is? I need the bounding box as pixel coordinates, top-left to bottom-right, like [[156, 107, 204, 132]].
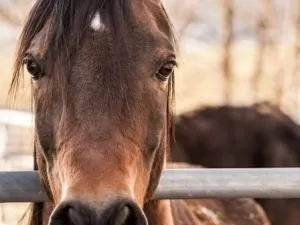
[[23, 56, 43, 80], [156, 61, 176, 82]]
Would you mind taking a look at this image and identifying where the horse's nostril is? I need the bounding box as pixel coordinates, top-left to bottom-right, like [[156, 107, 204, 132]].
[[49, 199, 147, 225], [49, 202, 84, 225], [109, 201, 148, 225], [67, 207, 82, 225], [114, 205, 130, 225]]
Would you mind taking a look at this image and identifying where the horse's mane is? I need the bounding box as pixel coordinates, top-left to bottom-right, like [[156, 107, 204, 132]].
[[11, 1, 178, 224]]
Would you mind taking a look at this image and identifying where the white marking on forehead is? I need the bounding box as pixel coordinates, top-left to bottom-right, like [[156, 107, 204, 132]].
[[90, 11, 104, 31]]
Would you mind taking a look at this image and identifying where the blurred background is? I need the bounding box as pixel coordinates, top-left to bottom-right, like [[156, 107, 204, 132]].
[[1, 0, 300, 224]]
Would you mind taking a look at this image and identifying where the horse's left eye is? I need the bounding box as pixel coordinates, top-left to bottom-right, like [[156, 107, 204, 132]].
[[156, 61, 176, 82], [23, 56, 43, 80]]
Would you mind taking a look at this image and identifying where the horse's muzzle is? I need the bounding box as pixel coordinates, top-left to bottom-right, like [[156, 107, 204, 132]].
[[48, 198, 148, 225]]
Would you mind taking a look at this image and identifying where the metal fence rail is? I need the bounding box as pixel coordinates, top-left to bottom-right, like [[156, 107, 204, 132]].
[[1, 168, 300, 202]]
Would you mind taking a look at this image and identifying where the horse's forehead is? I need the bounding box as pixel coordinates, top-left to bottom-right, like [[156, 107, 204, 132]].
[[88, 1, 164, 31], [90, 12, 105, 31], [27, 19, 56, 57], [27, 2, 170, 57], [27, 29, 47, 58]]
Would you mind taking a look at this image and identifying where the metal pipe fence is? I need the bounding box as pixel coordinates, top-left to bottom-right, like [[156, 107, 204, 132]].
[[1, 168, 300, 202]]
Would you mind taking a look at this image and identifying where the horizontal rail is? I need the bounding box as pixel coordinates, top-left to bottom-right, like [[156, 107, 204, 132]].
[[1, 168, 300, 202]]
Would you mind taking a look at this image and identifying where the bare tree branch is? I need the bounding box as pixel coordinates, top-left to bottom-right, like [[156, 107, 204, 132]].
[[292, 0, 300, 108], [164, 0, 200, 40], [221, 0, 234, 104]]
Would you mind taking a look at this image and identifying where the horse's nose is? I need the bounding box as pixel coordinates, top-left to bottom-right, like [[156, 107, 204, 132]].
[[49, 199, 148, 225]]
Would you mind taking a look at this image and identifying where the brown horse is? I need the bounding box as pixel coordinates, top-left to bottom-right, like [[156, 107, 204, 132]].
[[172, 102, 300, 225], [9, 0, 270, 225], [168, 162, 271, 225]]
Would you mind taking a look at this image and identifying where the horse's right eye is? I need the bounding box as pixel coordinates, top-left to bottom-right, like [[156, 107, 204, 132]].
[[23, 56, 43, 80]]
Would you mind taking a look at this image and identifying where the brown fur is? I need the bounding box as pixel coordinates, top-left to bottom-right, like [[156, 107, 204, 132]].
[[168, 163, 270, 225], [172, 101, 300, 225], [10, 0, 270, 225]]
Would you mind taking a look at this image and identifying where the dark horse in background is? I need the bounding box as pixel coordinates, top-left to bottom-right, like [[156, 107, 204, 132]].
[[172, 101, 300, 225], [9, 0, 271, 225]]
